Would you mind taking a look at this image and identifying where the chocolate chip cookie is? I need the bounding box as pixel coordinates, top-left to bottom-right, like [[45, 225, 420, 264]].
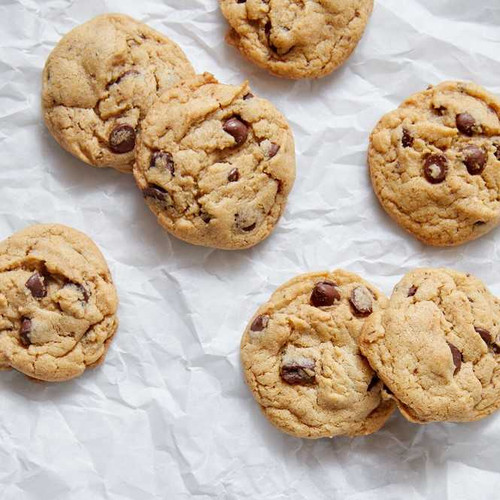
[[369, 81, 500, 246], [219, 0, 374, 79], [0, 224, 118, 382], [42, 14, 195, 173], [241, 270, 394, 438], [134, 73, 296, 250], [360, 268, 500, 423]]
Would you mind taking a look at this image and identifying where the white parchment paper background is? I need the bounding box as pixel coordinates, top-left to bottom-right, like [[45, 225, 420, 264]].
[[1, 0, 500, 498]]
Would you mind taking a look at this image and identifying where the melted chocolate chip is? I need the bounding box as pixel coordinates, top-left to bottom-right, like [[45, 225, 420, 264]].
[[475, 327, 492, 345], [250, 314, 269, 332], [402, 129, 414, 148], [243, 92, 253, 100], [268, 143, 280, 158], [109, 124, 136, 154], [310, 281, 340, 307], [25, 272, 47, 299], [350, 286, 373, 316], [456, 113, 476, 136], [223, 117, 249, 146], [142, 185, 168, 202], [150, 151, 174, 175], [228, 168, 240, 182], [408, 286, 418, 297], [280, 359, 316, 385], [367, 375, 379, 391], [447, 342, 462, 375], [423, 154, 448, 184], [237, 0, 246, 3], [20, 318, 32, 346]]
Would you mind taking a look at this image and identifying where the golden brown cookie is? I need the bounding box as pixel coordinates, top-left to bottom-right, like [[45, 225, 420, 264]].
[[360, 268, 500, 423], [0, 224, 118, 382], [241, 270, 395, 438], [219, 0, 374, 79], [42, 14, 195, 173], [369, 81, 500, 246], [134, 73, 296, 250]]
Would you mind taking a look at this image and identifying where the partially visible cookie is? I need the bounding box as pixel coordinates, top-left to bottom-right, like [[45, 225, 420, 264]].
[[134, 73, 296, 250], [42, 14, 195, 173], [369, 81, 500, 246], [241, 270, 394, 439], [0, 224, 118, 382], [219, 0, 374, 79], [360, 268, 500, 423]]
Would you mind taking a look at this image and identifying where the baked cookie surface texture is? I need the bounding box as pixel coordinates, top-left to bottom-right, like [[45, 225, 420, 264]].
[[134, 73, 296, 250], [360, 268, 500, 423], [241, 270, 394, 438], [0, 224, 118, 382], [220, 0, 374, 79], [369, 81, 500, 246]]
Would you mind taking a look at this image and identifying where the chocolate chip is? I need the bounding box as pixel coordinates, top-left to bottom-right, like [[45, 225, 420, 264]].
[[20, 317, 32, 346], [200, 212, 212, 224], [25, 272, 47, 299], [367, 375, 379, 391], [432, 105, 446, 116], [237, 0, 246, 3], [474, 221, 486, 227], [223, 117, 249, 146], [456, 113, 476, 136], [494, 144, 500, 161], [143, 185, 168, 202], [150, 151, 174, 175], [462, 145, 487, 175], [423, 154, 448, 184], [402, 129, 414, 148], [447, 342, 462, 375], [250, 314, 269, 332], [65, 281, 90, 302], [493, 343, 500, 355], [242, 222, 256, 232], [280, 359, 316, 385], [268, 143, 280, 158], [350, 286, 373, 316], [408, 286, 418, 297], [243, 92, 253, 100], [310, 281, 340, 307], [228, 168, 240, 182], [109, 124, 136, 154], [475, 327, 492, 345], [76, 284, 90, 302]]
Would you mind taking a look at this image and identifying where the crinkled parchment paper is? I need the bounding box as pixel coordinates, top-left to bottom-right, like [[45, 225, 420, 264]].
[[1, 0, 500, 498]]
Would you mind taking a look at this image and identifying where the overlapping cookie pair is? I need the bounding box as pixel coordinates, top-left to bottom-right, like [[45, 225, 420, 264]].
[[42, 14, 296, 250], [242, 268, 500, 438]]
